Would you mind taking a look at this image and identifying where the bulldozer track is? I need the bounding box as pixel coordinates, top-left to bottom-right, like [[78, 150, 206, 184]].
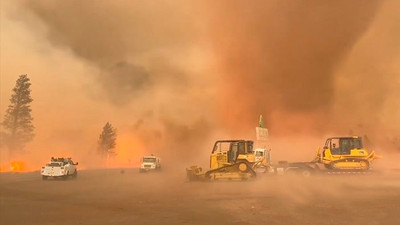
[[205, 161, 256, 180], [328, 158, 370, 170], [323, 171, 375, 175]]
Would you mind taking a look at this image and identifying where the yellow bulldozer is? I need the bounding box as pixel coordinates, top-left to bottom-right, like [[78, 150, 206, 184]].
[[316, 136, 380, 170], [186, 140, 258, 181]]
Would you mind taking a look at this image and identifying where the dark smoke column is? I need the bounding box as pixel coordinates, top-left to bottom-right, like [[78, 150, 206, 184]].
[[207, 0, 382, 136]]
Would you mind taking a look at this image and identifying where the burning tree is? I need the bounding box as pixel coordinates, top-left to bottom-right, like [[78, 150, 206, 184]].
[[97, 122, 117, 159], [1, 74, 34, 154]]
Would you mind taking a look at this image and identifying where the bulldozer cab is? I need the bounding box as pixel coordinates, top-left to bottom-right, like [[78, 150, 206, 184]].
[[324, 137, 363, 156], [211, 140, 254, 165]]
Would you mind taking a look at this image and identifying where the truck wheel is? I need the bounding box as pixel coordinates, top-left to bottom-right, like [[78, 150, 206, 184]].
[[72, 170, 78, 178], [42, 175, 48, 180], [62, 174, 68, 180]]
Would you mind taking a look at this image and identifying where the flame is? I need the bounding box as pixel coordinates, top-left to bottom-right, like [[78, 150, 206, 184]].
[[0, 165, 8, 172], [10, 161, 26, 172]]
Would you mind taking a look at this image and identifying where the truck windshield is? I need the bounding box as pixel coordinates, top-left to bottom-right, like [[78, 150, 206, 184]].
[[47, 162, 62, 167], [143, 158, 156, 163], [255, 151, 264, 157]]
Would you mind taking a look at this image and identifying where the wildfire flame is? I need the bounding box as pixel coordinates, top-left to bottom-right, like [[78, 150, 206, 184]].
[[10, 161, 26, 172]]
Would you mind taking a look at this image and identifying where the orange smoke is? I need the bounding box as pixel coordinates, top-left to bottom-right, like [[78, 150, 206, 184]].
[[104, 134, 147, 168], [1, 0, 398, 173], [206, 1, 384, 137]]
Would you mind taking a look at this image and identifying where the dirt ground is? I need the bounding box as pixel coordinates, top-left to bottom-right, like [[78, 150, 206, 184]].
[[1, 168, 400, 225]]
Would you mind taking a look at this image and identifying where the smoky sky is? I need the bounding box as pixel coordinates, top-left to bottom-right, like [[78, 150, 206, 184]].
[[24, 0, 200, 105], [3, 0, 398, 165], [23, 0, 383, 113], [206, 0, 385, 134]]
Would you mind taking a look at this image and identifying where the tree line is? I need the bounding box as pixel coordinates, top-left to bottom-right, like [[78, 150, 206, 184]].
[[1, 74, 117, 159]]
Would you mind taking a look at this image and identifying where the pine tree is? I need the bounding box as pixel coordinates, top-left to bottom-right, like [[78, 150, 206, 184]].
[[1, 74, 34, 153], [97, 122, 117, 159]]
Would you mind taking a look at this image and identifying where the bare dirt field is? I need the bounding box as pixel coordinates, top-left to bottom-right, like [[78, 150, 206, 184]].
[[1, 168, 400, 225]]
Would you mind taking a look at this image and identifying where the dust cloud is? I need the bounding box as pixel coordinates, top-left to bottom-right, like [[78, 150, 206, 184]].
[[1, 170, 400, 225], [0, 1, 399, 171]]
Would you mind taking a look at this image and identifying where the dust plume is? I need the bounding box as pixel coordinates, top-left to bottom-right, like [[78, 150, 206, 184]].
[[2, 169, 400, 225]]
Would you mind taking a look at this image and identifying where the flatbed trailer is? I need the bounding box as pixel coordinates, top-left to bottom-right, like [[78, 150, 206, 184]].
[[271, 161, 376, 177]]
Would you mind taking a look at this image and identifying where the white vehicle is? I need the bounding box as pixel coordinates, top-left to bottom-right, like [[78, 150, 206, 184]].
[[41, 157, 78, 180], [254, 148, 271, 164], [253, 148, 272, 173], [139, 155, 161, 173]]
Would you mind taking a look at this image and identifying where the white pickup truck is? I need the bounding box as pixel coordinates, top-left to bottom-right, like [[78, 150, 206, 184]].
[[41, 157, 78, 180], [139, 155, 161, 173]]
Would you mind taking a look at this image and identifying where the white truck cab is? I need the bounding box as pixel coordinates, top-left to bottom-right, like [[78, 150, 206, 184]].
[[41, 157, 78, 180], [253, 148, 272, 173], [254, 148, 270, 163], [139, 155, 161, 173]]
